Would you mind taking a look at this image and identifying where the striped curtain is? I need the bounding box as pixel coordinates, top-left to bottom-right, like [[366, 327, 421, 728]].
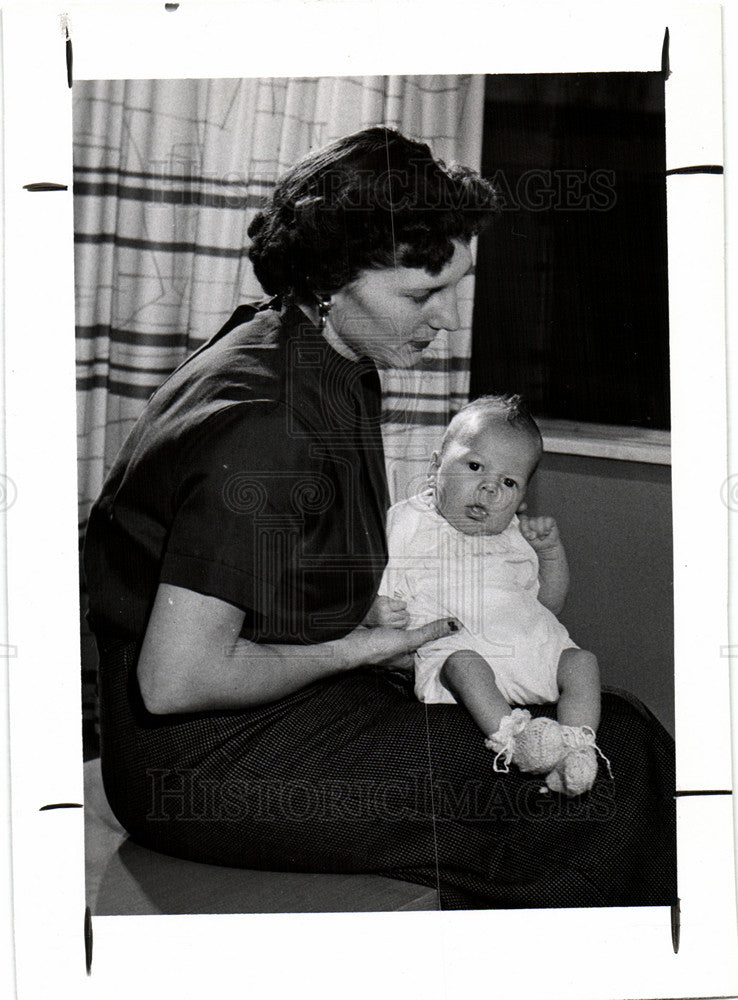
[[74, 76, 485, 530]]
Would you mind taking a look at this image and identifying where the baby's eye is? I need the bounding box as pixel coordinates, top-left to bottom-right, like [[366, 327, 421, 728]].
[[468, 461, 482, 472], [503, 478, 518, 489]]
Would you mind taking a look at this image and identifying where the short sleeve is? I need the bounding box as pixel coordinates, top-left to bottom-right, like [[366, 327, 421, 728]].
[[159, 403, 316, 617]]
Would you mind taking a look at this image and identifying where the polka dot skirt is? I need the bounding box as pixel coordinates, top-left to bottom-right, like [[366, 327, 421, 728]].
[[97, 642, 676, 910]]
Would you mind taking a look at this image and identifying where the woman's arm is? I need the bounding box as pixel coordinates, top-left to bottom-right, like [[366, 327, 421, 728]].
[[137, 583, 457, 715]]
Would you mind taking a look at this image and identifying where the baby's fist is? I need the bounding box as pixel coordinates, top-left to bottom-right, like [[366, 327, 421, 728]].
[[518, 514, 562, 553], [362, 595, 410, 629]]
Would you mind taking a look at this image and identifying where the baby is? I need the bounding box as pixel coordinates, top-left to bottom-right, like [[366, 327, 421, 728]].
[[371, 394, 605, 797]]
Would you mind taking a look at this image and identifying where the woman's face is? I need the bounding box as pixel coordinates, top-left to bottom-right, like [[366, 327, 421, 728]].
[[328, 239, 473, 369]]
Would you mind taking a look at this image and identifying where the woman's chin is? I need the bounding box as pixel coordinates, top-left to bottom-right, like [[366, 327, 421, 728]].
[[387, 345, 429, 369], [362, 338, 436, 369]]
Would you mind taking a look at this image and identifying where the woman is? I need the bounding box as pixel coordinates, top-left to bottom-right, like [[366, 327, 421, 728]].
[[84, 126, 675, 908]]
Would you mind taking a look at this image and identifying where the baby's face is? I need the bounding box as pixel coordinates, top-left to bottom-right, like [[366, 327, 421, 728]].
[[431, 416, 539, 536]]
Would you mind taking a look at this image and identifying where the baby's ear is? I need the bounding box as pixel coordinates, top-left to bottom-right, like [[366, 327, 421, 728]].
[[517, 500, 528, 514]]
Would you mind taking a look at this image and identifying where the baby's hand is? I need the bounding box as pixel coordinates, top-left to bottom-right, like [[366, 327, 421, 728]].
[[518, 514, 563, 555], [362, 595, 410, 629]]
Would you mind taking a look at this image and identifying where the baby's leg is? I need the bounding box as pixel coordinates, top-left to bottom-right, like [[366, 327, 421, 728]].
[[441, 651, 566, 775], [556, 648, 601, 730], [548, 648, 603, 796], [440, 649, 510, 737]]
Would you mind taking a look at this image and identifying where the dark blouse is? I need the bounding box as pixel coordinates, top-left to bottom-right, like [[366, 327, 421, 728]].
[[83, 300, 390, 648]]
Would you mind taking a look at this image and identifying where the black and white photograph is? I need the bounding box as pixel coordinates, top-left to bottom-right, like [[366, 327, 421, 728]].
[[1, 3, 736, 999], [75, 72, 676, 916]]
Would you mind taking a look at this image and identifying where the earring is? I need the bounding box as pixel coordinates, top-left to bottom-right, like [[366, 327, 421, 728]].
[[317, 295, 332, 332]]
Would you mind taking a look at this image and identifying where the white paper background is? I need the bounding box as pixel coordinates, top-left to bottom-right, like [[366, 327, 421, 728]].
[[1, 1, 736, 998]]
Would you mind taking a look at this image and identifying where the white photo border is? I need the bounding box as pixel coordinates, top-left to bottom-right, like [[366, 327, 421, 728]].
[[1, 1, 736, 998]]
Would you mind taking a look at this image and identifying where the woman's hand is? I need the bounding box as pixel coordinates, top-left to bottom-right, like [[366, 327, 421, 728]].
[[341, 617, 459, 668], [362, 595, 409, 628]]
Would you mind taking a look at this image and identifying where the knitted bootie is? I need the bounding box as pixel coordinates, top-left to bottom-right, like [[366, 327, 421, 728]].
[[511, 716, 567, 774], [546, 745, 598, 796], [544, 725, 612, 797], [485, 711, 568, 774], [484, 708, 531, 772]]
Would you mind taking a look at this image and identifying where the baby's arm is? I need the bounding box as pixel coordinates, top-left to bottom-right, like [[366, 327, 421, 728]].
[[518, 514, 570, 616], [440, 650, 511, 738]]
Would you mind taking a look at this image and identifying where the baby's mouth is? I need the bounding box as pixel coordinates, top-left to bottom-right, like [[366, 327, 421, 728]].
[[466, 503, 488, 520]]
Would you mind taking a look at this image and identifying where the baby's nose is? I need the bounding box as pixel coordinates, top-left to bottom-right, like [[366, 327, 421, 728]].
[[479, 480, 500, 496]]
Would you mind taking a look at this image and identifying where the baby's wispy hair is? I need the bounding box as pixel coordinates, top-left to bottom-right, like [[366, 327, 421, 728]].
[[440, 393, 543, 462]]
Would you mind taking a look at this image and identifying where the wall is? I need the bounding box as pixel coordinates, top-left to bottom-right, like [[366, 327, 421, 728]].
[[526, 452, 674, 736]]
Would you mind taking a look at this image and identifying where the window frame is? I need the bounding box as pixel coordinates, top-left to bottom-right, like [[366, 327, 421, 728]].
[[536, 418, 670, 465]]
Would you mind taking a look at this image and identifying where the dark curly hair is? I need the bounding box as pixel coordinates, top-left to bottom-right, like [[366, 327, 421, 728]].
[[247, 126, 498, 301]]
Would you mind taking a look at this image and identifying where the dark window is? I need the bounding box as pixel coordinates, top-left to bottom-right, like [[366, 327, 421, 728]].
[[470, 73, 669, 430]]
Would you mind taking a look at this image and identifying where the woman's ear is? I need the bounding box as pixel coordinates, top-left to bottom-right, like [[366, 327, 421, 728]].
[[427, 451, 440, 486]]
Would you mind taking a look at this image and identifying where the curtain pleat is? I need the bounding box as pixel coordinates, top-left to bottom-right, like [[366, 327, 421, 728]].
[[74, 75, 485, 530]]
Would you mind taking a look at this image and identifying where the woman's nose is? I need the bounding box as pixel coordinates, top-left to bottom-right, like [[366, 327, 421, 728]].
[[428, 288, 460, 332]]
